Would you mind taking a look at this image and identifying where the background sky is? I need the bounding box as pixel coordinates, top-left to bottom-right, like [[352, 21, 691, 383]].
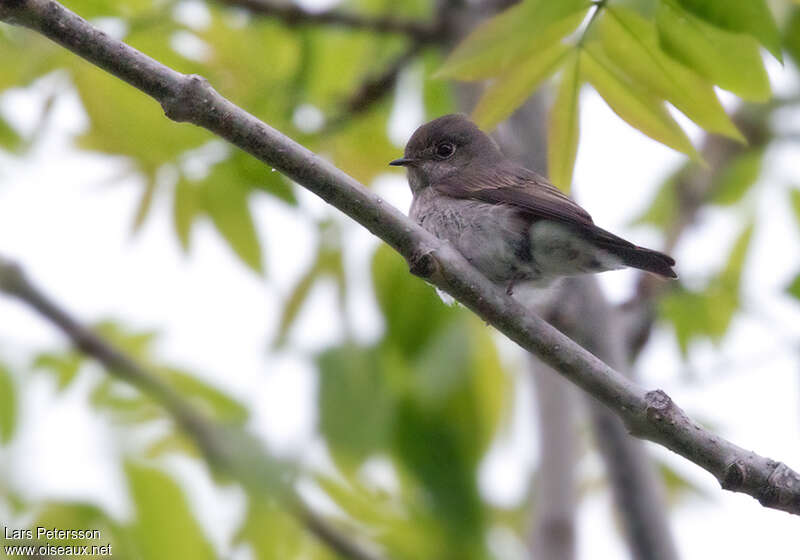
[[1, 35, 800, 558]]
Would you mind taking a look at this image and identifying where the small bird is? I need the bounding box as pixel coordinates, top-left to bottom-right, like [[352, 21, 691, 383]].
[[390, 114, 676, 293]]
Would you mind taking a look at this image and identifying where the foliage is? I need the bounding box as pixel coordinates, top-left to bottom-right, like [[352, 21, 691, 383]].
[[440, 0, 783, 190]]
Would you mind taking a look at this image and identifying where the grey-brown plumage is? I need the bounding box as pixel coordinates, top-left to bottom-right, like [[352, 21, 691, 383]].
[[390, 114, 676, 291]]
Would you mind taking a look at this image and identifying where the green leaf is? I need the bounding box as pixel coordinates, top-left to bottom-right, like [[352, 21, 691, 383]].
[[546, 53, 581, 192], [632, 167, 684, 228], [436, 0, 590, 80], [422, 51, 456, 120], [131, 177, 158, 234], [0, 115, 23, 151], [786, 10, 800, 67], [236, 500, 307, 560], [318, 345, 395, 468], [581, 45, 699, 160], [392, 401, 484, 548], [786, 272, 800, 300], [173, 178, 200, 251], [673, 0, 782, 61], [160, 368, 249, 425], [73, 64, 209, 173], [0, 364, 16, 444], [273, 245, 344, 348], [371, 245, 459, 357], [601, 7, 744, 142], [201, 177, 264, 274], [790, 188, 800, 224], [660, 222, 754, 354], [33, 351, 84, 390], [125, 462, 216, 560], [471, 42, 568, 130], [656, 0, 770, 102], [32, 502, 122, 553], [711, 150, 764, 205]]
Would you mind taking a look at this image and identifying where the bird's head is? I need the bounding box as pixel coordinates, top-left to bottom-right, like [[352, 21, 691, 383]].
[[389, 114, 502, 192]]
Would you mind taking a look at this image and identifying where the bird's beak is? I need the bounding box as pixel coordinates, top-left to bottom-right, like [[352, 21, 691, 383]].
[[389, 157, 416, 167]]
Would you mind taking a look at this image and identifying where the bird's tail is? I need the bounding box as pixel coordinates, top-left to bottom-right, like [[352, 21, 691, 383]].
[[583, 223, 677, 278], [605, 244, 677, 278]]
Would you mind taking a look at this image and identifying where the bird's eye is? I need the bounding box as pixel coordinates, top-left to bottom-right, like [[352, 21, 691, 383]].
[[435, 142, 455, 159]]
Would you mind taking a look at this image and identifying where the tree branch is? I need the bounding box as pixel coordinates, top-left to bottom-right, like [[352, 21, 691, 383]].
[[2, 0, 800, 515], [215, 0, 442, 43], [0, 257, 383, 560], [528, 360, 577, 560]]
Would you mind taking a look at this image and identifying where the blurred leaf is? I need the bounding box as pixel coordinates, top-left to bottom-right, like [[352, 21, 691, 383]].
[[131, 176, 158, 233], [0, 364, 16, 444], [146, 432, 201, 459], [0, 115, 23, 151], [173, 177, 201, 251], [632, 169, 682, 228], [471, 41, 568, 130], [228, 149, 296, 204], [601, 7, 744, 142], [94, 321, 159, 359], [33, 351, 84, 390], [160, 367, 249, 425], [91, 378, 162, 423], [32, 502, 121, 553], [436, 0, 590, 80], [656, 0, 770, 102], [318, 345, 395, 468], [581, 45, 699, 160], [546, 53, 581, 192], [422, 51, 456, 120], [392, 401, 484, 553], [201, 174, 264, 274], [786, 272, 800, 300], [657, 461, 710, 505], [372, 245, 459, 357], [660, 222, 754, 353], [274, 244, 344, 348], [73, 65, 209, 173], [673, 0, 782, 61], [720, 220, 754, 285], [236, 499, 310, 560], [711, 149, 764, 205], [786, 10, 800, 66], [125, 462, 216, 560], [324, 106, 398, 184], [790, 188, 800, 224]]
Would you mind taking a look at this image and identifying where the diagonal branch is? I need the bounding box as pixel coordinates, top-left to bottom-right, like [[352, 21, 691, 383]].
[[2, 0, 800, 515], [216, 0, 442, 43], [0, 256, 383, 560]]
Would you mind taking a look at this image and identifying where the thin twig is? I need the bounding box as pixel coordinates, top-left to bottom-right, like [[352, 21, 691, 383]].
[[216, 0, 442, 43], [2, 0, 800, 515]]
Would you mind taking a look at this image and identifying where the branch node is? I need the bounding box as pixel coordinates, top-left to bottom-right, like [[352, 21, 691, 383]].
[[759, 462, 800, 510], [721, 459, 747, 490], [407, 246, 438, 279], [161, 73, 215, 123], [644, 389, 673, 424]]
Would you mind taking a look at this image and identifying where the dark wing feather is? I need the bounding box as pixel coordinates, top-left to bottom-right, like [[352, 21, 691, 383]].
[[434, 161, 677, 277], [434, 162, 594, 226]]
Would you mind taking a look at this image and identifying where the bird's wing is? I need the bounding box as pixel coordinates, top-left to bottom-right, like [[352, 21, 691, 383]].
[[433, 162, 595, 227], [432, 161, 677, 277]]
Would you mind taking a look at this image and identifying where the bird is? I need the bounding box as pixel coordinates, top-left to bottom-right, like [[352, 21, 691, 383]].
[[389, 114, 676, 294]]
